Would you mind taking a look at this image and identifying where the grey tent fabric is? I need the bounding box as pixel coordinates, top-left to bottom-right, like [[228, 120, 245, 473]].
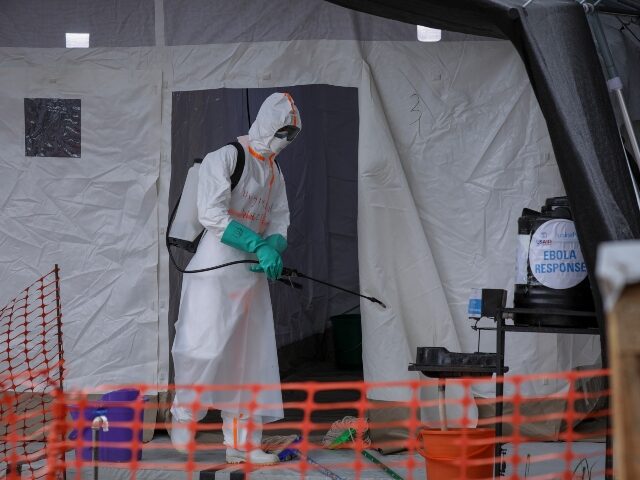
[[327, 0, 640, 352], [162, 0, 488, 45], [163, 0, 413, 44], [0, 0, 155, 48], [0, 0, 495, 48]]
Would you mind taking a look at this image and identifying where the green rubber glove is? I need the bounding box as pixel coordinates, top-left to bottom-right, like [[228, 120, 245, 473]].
[[255, 244, 283, 280], [221, 221, 283, 280], [250, 234, 287, 273]]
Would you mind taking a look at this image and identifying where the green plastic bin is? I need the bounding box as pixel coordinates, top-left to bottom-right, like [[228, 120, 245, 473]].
[[330, 314, 363, 370]]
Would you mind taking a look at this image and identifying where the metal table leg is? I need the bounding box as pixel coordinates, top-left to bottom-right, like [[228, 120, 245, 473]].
[[494, 309, 505, 477]]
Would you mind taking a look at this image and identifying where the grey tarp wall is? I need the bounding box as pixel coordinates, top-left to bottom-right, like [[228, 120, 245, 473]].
[[328, 0, 640, 358]]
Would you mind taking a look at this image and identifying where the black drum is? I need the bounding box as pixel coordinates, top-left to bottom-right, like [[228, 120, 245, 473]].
[[513, 197, 596, 327]]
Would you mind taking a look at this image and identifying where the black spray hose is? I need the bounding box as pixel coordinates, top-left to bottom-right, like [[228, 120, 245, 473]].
[[168, 250, 386, 307], [167, 248, 301, 289]]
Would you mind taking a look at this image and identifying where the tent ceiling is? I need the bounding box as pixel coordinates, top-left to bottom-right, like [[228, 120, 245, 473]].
[[0, 0, 496, 47], [598, 0, 640, 15], [0, 0, 155, 47]]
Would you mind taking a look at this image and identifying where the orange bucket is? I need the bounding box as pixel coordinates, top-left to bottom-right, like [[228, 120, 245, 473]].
[[418, 428, 495, 479]]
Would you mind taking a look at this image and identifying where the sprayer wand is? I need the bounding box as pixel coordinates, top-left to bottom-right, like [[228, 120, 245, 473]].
[[282, 267, 387, 308]]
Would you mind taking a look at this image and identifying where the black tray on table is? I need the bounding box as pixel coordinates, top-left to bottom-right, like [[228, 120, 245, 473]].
[[409, 347, 507, 378]]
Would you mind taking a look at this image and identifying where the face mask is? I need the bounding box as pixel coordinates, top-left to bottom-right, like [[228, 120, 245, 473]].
[[268, 125, 300, 154], [268, 136, 290, 154]]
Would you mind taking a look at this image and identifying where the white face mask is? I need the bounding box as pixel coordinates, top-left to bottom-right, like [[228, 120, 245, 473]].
[[268, 136, 290, 155]]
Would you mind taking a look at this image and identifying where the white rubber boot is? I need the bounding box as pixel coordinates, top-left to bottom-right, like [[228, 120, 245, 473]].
[[226, 448, 280, 465], [169, 416, 193, 454], [222, 412, 278, 465]]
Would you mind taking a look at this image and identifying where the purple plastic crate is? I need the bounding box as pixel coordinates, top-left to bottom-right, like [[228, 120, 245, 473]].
[[69, 389, 145, 462]]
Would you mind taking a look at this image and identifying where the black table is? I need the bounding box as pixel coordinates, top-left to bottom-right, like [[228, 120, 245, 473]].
[[493, 306, 603, 478]]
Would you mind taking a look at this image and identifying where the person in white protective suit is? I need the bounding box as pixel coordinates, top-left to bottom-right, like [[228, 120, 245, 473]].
[[170, 93, 301, 465]]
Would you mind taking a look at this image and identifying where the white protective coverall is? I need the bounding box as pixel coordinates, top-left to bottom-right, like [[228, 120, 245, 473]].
[[171, 93, 300, 448]]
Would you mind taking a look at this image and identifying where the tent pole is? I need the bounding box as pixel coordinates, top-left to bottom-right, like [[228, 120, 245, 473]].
[[614, 87, 640, 166]]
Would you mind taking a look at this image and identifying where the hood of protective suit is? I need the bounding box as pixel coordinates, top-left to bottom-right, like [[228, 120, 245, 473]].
[[248, 93, 301, 158]]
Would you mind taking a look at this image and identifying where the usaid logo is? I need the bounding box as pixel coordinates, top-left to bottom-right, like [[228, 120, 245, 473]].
[[535, 231, 552, 246]]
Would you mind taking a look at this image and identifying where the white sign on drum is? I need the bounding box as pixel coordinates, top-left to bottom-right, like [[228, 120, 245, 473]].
[[529, 219, 588, 289]]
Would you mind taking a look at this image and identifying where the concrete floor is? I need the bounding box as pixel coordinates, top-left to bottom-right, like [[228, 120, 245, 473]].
[[51, 434, 606, 480], [2, 436, 606, 479], [60, 433, 426, 480]]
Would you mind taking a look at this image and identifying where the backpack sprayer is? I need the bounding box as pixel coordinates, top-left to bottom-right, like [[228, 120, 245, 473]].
[[166, 147, 386, 309]]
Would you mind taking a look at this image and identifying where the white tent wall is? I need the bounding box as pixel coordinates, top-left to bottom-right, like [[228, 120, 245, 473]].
[[360, 42, 602, 398], [0, 0, 611, 402], [0, 63, 161, 389]]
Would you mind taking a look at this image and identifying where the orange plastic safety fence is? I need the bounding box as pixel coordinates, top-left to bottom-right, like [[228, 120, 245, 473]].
[[1, 266, 65, 479], [0, 369, 606, 480]]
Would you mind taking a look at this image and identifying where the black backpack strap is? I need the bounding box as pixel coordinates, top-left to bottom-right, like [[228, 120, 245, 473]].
[[227, 141, 245, 191]]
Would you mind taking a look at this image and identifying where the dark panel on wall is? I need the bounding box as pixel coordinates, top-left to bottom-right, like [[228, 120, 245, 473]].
[[25, 98, 81, 158]]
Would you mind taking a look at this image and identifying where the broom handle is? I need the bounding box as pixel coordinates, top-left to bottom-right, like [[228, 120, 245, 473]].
[[361, 450, 405, 480]]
